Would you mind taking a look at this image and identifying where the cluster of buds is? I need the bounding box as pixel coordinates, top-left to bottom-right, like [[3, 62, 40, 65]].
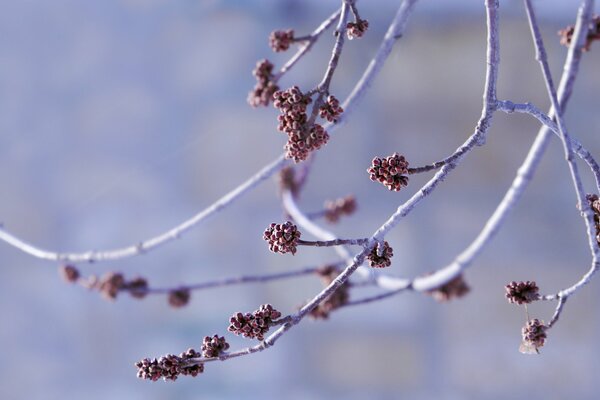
[[586, 194, 600, 244], [346, 19, 369, 40], [318, 95, 344, 123], [273, 86, 329, 162], [367, 153, 410, 191], [59, 264, 80, 283], [269, 29, 295, 52], [367, 241, 394, 268], [323, 195, 357, 223], [168, 288, 191, 308], [309, 265, 350, 319], [228, 304, 282, 341], [558, 15, 600, 52], [59, 266, 149, 301], [248, 59, 279, 107], [520, 319, 547, 354], [425, 274, 470, 302], [201, 335, 230, 358], [263, 221, 301, 255], [505, 281, 539, 305], [136, 348, 203, 381]]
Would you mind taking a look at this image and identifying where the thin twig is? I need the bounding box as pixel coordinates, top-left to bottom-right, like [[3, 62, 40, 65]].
[[138, 263, 342, 295], [342, 288, 406, 307], [297, 238, 368, 247], [273, 8, 342, 82], [496, 100, 600, 191]]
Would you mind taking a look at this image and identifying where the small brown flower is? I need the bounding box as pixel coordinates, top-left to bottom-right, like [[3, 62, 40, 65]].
[[168, 288, 191, 308], [346, 19, 369, 40], [248, 59, 280, 107], [126, 277, 149, 299], [367, 241, 393, 268], [269, 29, 294, 52], [319, 95, 344, 123], [324, 195, 357, 223], [520, 319, 547, 354], [98, 272, 125, 300], [59, 265, 80, 283], [278, 166, 299, 196], [505, 281, 539, 305], [263, 221, 301, 255], [227, 304, 282, 341], [136, 348, 204, 381], [284, 123, 329, 163], [367, 153, 410, 191], [558, 15, 600, 52], [201, 335, 230, 358], [426, 274, 470, 302], [309, 266, 349, 319]]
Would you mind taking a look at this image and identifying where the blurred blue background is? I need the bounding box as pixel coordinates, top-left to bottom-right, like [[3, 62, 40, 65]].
[[1, 0, 600, 399]]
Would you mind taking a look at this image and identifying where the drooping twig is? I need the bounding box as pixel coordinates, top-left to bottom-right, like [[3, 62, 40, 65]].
[[141, 263, 343, 295]]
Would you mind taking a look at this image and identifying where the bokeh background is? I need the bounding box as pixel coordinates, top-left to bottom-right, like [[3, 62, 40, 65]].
[[1, 0, 600, 399]]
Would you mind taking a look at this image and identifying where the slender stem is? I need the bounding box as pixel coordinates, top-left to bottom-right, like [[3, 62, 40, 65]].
[[138, 263, 342, 295], [496, 100, 600, 191], [297, 238, 368, 247], [273, 8, 342, 81], [342, 288, 406, 307]]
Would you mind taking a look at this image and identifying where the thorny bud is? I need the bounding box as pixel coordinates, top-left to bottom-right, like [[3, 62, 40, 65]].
[[98, 272, 125, 300], [228, 304, 282, 341], [263, 221, 301, 255], [367, 241, 393, 268], [59, 264, 80, 283], [269, 29, 294, 52], [201, 335, 230, 358], [324, 195, 357, 223], [367, 153, 410, 191], [318, 95, 344, 123], [558, 15, 600, 52], [168, 288, 191, 308], [520, 319, 547, 354], [248, 59, 279, 107], [346, 19, 369, 40], [125, 277, 149, 299], [426, 274, 470, 302], [136, 348, 204, 381], [505, 281, 539, 305]]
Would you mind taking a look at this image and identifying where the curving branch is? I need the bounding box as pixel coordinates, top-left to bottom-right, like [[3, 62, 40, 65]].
[[0, 0, 420, 266], [411, 0, 594, 293]]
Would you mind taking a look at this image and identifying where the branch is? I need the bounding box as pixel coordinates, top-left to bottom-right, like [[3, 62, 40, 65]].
[[496, 100, 600, 191], [523, 0, 599, 328], [0, 0, 420, 266], [273, 8, 342, 82], [412, 0, 594, 293], [142, 263, 342, 295]]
